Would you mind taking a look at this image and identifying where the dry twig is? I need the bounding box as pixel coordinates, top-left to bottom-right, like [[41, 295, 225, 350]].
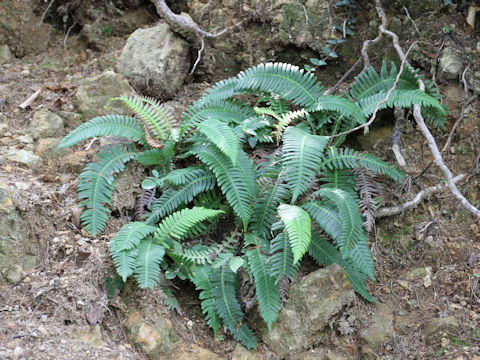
[[19, 89, 42, 109]]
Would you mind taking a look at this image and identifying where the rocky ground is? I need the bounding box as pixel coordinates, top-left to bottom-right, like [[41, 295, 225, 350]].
[[1, 0, 480, 359]]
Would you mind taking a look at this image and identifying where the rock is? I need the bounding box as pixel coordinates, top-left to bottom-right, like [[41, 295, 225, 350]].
[[57, 111, 84, 128], [0, 183, 37, 284], [74, 71, 136, 120], [439, 46, 463, 81], [425, 316, 460, 343], [259, 264, 356, 358], [124, 309, 179, 358], [172, 343, 220, 360], [231, 343, 262, 360], [75, 324, 104, 346], [0, 123, 8, 137], [117, 23, 190, 99], [0, 2, 54, 56], [28, 108, 64, 140], [406, 267, 431, 280], [6, 149, 42, 169], [35, 138, 68, 159], [291, 348, 349, 360], [360, 304, 395, 350], [16, 135, 34, 144], [60, 151, 89, 173], [0, 44, 13, 64]]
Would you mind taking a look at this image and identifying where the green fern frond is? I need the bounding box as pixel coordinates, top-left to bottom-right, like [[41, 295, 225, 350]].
[[359, 89, 445, 117], [319, 168, 358, 200], [350, 239, 375, 280], [182, 100, 255, 134], [303, 202, 342, 240], [199, 77, 241, 103], [198, 118, 240, 166], [250, 171, 290, 239], [190, 142, 256, 228], [235, 62, 324, 107], [308, 233, 375, 302], [110, 222, 157, 252], [154, 207, 224, 243], [316, 188, 364, 257], [57, 115, 146, 150], [110, 247, 139, 282], [134, 239, 166, 289], [135, 141, 175, 166], [282, 127, 329, 203], [145, 168, 216, 224], [245, 234, 281, 330], [161, 285, 182, 314], [270, 232, 298, 282], [190, 265, 222, 334], [212, 267, 257, 349], [78, 144, 137, 236], [320, 147, 404, 182], [278, 204, 311, 264], [312, 95, 366, 125], [110, 96, 176, 141]]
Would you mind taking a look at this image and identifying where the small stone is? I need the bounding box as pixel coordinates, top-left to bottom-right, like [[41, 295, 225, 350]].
[[13, 346, 24, 356], [0, 123, 8, 137], [60, 339, 67, 345], [441, 337, 450, 348], [398, 280, 409, 289], [186, 320, 193, 329], [406, 267, 431, 280], [439, 46, 463, 80], [460, 301, 467, 307], [21, 69, 30, 77], [6, 149, 42, 169], [450, 303, 461, 310], [0, 45, 14, 64], [423, 275, 432, 288], [17, 135, 34, 144]]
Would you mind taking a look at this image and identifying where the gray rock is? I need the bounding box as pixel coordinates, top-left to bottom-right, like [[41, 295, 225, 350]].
[[57, 111, 84, 128], [259, 264, 356, 358], [0, 123, 8, 137], [111, 162, 145, 212], [425, 316, 460, 343], [439, 46, 463, 81], [0, 44, 13, 64], [0, 183, 37, 284], [360, 304, 395, 350], [231, 343, 262, 360], [74, 70, 136, 120], [29, 108, 64, 140], [117, 23, 190, 99], [6, 149, 42, 169], [35, 138, 68, 159]]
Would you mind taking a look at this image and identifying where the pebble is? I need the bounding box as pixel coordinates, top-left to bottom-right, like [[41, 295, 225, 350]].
[[20, 69, 30, 76], [186, 320, 193, 329], [398, 280, 409, 289], [13, 346, 24, 356]]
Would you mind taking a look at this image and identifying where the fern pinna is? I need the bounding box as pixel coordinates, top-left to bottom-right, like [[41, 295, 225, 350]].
[[58, 61, 446, 348]]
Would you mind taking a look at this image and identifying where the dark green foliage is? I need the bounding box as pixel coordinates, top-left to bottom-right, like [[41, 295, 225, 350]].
[[60, 60, 446, 348]]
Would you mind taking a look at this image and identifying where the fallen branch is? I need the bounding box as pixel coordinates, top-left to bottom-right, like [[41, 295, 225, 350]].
[[392, 108, 407, 168], [375, 0, 480, 219], [19, 88, 42, 109], [151, 0, 242, 39], [375, 174, 465, 217]]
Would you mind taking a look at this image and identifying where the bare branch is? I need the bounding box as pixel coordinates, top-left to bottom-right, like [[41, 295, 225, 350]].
[[151, 0, 242, 39], [190, 37, 205, 75], [375, 174, 465, 217]]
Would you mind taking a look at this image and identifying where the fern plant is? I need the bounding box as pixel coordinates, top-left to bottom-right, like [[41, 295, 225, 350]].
[[58, 61, 445, 348]]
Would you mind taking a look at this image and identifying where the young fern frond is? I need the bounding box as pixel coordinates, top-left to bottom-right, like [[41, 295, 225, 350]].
[[134, 239, 166, 289], [320, 147, 404, 182], [56, 115, 146, 150], [110, 96, 177, 141], [78, 144, 137, 236], [198, 118, 240, 166], [244, 234, 281, 330], [278, 204, 312, 264], [282, 127, 329, 203], [273, 109, 308, 142], [211, 267, 257, 349], [191, 265, 222, 335], [190, 142, 256, 228], [110, 247, 139, 282]]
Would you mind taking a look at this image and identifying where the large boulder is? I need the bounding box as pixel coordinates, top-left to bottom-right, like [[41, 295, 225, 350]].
[[74, 71, 136, 120], [259, 264, 356, 358], [117, 22, 190, 99]]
